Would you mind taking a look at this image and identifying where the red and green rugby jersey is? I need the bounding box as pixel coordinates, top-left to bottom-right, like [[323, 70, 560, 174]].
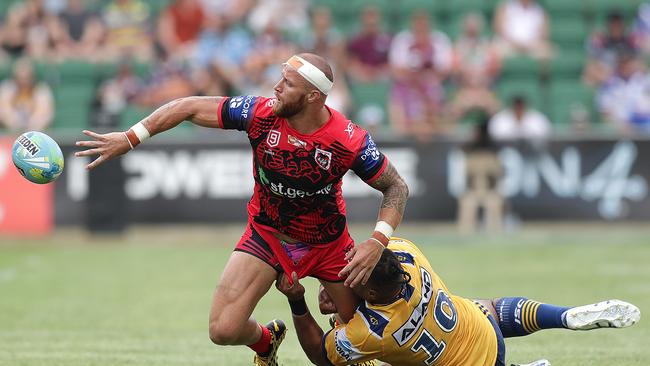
[[216, 95, 388, 246]]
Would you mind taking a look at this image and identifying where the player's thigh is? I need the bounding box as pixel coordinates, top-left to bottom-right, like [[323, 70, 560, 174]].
[[474, 299, 498, 320], [318, 280, 360, 323], [210, 251, 278, 324]]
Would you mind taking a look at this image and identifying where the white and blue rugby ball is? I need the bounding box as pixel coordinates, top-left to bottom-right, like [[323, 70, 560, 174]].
[[12, 131, 64, 184]]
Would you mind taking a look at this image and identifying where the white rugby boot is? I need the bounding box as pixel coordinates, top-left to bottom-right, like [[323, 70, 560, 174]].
[[510, 359, 551, 366], [564, 299, 640, 330]]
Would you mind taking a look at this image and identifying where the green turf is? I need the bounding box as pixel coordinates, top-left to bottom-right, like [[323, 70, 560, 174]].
[[0, 223, 648, 365]]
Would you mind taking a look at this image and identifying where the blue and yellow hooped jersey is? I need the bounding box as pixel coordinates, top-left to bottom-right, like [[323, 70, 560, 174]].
[[322, 238, 498, 366]]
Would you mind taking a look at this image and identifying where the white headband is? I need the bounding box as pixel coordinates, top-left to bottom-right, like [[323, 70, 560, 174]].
[[284, 55, 333, 95]]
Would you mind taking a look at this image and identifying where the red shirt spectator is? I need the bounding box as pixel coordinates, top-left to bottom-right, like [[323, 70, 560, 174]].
[[157, 0, 205, 58], [347, 6, 392, 82]]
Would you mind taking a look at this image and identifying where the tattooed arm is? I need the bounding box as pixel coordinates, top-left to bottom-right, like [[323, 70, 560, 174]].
[[339, 160, 409, 287], [368, 160, 409, 231]]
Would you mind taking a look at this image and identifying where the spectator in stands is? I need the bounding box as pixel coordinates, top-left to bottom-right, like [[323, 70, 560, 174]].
[[247, 0, 310, 39], [191, 65, 229, 97], [634, 3, 650, 56], [0, 57, 54, 132], [298, 6, 350, 115], [596, 51, 650, 134], [101, 0, 155, 62], [458, 114, 504, 234], [0, 2, 30, 59], [583, 10, 641, 87], [346, 5, 392, 83], [388, 11, 453, 139], [299, 6, 345, 69], [54, 0, 105, 61], [192, 13, 253, 92], [134, 46, 195, 108], [157, 0, 205, 61], [489, 94, 551, 142], [239, 19, 297, 96], [199, 0, 254, 24], [96, 60, 142, 124], [448, 12, 502, 124], [42, 0, 66, 15], [454, 12, 501, 84], [493, 0, 553, 60], [0, 0, 61, 60]]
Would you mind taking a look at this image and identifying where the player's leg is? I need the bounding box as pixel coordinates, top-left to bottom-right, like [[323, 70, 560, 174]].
[[489, 297, 640, 337], [208, 251, 278, 345], [209, 224, 288, 365], [473, 299, 506, 366]]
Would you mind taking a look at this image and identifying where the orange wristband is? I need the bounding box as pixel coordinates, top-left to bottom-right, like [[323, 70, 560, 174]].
[[371, 231, 389, 247], [125, 129, 140, 148]]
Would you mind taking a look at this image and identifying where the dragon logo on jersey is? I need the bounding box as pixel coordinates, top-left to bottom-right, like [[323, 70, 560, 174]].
[[267, 130, 281, 147], [315, 148, 332, 170]]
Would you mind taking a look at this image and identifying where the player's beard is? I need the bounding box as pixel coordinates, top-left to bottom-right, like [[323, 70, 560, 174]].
[[273, 94, 306, 118]]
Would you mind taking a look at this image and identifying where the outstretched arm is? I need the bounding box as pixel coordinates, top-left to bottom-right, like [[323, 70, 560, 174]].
[[340, 160, 409, 287], [75, 96, 224, 170], [276, 272, 331, 366]]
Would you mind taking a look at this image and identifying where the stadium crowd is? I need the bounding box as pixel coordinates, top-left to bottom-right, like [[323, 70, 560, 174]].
[[1, 0, 650, 138]]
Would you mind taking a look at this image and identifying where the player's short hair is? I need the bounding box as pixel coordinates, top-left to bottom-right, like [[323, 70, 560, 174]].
[[367, 249, 412, 294]]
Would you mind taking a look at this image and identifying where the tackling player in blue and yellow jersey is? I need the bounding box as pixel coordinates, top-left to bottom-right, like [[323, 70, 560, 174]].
[[276, 238, 640, 366]]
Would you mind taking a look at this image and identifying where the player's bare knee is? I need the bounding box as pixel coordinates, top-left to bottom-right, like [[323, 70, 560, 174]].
[[208, 320, 240, 345]]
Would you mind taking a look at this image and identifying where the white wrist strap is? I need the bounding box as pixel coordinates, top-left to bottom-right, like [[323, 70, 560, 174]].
[[374, 221, 394, 240], [131, 122, 150, 141], [125, 121, 151, 148]]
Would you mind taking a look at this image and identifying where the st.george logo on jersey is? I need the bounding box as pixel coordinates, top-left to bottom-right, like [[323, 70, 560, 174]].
[[315, 148, 332, 170]]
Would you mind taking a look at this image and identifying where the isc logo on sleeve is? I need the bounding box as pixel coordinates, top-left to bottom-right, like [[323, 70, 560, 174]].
[[229, 95, 256, 120]]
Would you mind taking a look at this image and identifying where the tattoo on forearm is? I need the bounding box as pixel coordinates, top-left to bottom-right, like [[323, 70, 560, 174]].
[[370, 162, 409, 215]]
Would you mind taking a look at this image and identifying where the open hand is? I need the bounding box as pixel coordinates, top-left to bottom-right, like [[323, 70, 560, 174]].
[[338, 239, 384, 288], [75, 130, 132, 170]]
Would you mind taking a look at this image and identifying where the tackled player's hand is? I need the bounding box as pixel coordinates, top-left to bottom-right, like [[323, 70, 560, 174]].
[[275, 272, 305, 302], [339, 238, 384, 288], [75, 130, 132, 170], [318, 285, 337, 314]]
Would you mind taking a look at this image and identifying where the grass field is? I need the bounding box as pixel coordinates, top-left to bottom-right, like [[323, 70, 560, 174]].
[[0, 223, 648, 366]]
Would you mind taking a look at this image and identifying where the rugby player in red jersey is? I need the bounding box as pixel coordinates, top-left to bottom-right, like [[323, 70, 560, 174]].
[[75, 53, 409, 365]]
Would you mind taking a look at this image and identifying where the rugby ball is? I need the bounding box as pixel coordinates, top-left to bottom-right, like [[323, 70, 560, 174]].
[[12, 131, 64, 184]]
